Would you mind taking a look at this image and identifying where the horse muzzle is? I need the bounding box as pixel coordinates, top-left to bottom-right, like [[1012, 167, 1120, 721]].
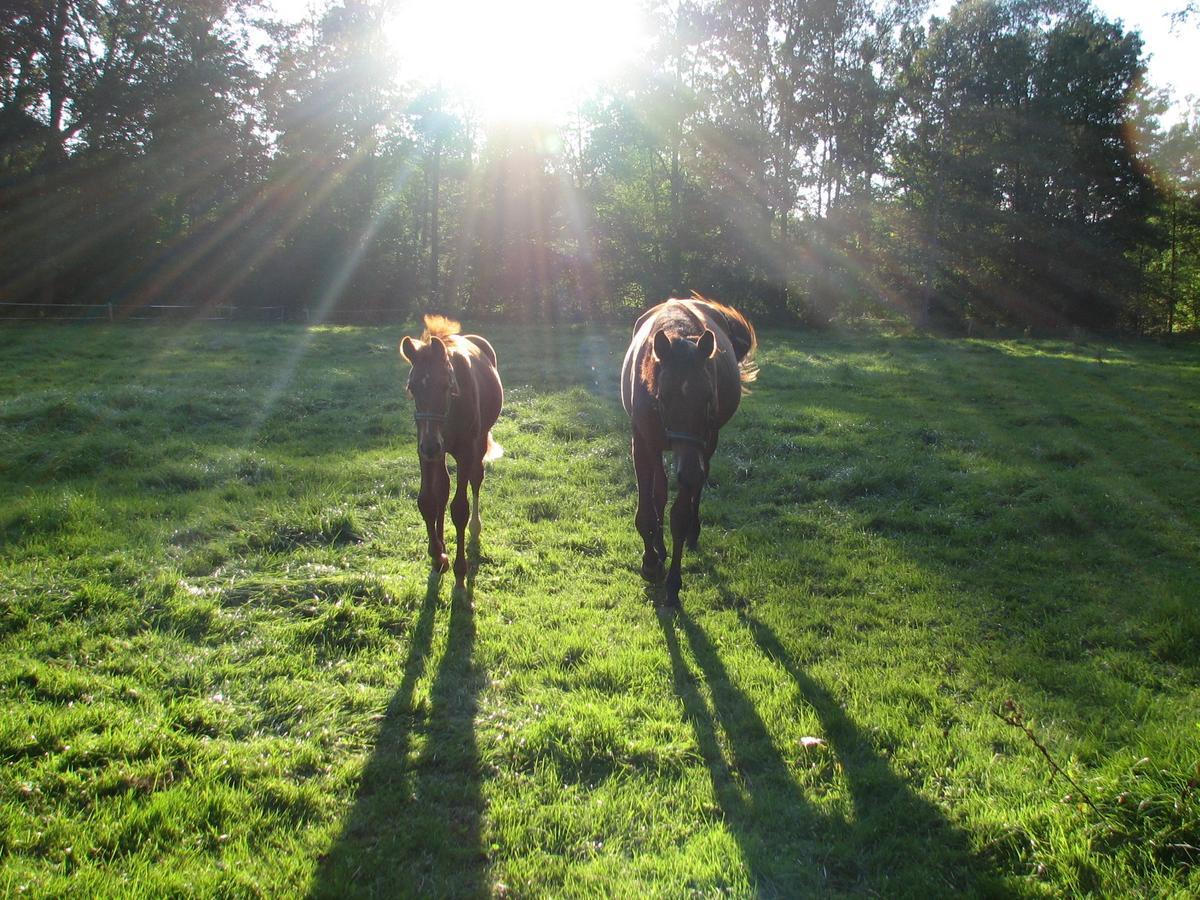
[[673, 450, 707, 491], [418, 438, 445, 461]]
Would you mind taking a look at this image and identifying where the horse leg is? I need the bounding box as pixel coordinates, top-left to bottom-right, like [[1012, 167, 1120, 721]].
[[665, 485, 697, 606], [419, 458, 451, 573], [688, 434, 718, 550], [687, 484, 704, 550], [633, 434, 664, 581], [651, 449, 668, 564], [469, 443, 485, 540], [450, 456, 472, 592]]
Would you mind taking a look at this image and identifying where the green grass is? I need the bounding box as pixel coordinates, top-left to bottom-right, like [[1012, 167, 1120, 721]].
[[1, 322, 1197, 897]]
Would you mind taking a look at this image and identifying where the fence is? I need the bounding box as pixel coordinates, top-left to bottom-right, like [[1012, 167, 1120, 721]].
[[0, 302, 288, 323]]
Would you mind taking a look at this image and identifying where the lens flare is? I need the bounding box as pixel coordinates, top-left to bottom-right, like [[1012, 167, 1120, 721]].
[[386, 0, 648, 123]]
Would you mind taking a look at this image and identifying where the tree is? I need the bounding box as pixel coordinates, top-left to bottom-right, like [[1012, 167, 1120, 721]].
[[0, 0, 267, 310], [892, 0, 1151, 332]]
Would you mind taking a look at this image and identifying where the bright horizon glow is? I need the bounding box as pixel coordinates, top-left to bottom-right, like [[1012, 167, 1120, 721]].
[[385, 0, 650, 124]]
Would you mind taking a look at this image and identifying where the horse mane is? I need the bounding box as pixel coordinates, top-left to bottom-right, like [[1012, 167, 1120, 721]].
[[640, 337, 673, 396], [421, 314, 462, 341], [640, 295, 759, 394], [410, 314, 493, 363], [690, 292, 759, 389]]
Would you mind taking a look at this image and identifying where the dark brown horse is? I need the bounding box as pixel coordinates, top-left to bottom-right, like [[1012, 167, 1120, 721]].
[[400, 315, 503, 593], [620, 294, 757, 605]]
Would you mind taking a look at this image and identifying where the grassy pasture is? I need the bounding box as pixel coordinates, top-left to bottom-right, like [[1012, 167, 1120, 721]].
[[0, 322, 1198, 897]]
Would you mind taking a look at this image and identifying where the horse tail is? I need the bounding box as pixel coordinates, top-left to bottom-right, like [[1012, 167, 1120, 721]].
[[483, 432, 504, 463]]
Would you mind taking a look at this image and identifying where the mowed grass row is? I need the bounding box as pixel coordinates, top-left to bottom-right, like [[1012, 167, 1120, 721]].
[[0, 323, 1197, 897]]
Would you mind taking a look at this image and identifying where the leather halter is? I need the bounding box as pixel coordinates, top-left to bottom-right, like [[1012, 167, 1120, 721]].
[[650, 334, 717, 452], [664, 429, 707, 448], [412, 366, 458, 425], [414, 396, 452, 424], [656, 393, 713, 451]]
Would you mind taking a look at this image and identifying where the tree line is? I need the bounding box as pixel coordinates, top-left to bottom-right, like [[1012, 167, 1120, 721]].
[[2, 0, 1198, 333]]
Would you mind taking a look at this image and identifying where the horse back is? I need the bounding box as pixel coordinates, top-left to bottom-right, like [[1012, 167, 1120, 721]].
[[452, 337, 502, 434], [464, 334, 497, 367]]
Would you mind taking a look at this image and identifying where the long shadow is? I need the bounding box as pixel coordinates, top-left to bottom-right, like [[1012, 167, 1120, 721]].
[[659, 603, 985, 896], [656, 608, 823, 893], [734, 336, 1200, 702], [740, 610, 985, 895], [312, 548, 487, 898]]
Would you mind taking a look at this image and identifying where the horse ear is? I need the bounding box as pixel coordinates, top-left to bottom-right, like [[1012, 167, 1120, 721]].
[[399, 336, 419, 363], [697, 329, 717, 359], [428, 336, 447, 360], [653, 329, 672, 362]]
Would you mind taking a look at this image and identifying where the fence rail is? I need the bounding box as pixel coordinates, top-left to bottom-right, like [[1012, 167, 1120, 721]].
[[0, 302, 288, 323]]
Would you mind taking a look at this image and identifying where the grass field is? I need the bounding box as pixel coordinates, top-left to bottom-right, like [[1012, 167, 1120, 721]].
[[1, 322, 1198, 897]]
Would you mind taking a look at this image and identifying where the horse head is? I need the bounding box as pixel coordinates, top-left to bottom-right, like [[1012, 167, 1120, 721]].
[[651, 327, 717, 490], [400, 334, 460, 461]]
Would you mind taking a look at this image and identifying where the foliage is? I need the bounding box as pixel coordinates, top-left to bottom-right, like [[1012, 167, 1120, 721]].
[[0, 323, 1198, 895], [1, 0, 1199, 331]]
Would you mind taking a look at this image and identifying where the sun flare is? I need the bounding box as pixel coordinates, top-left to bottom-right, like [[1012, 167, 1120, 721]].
[[386, 0, 649, 123]]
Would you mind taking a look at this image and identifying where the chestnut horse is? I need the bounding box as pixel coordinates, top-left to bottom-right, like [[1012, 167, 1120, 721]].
[[620, 295, 757, 605], [400, 315, 503, 592]]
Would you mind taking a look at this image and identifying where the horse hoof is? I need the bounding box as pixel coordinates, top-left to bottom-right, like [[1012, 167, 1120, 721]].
[[641, 561, 664, 583], [665, 571, 682, 605]]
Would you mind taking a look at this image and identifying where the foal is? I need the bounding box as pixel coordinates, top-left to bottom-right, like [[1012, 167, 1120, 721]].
[[400, 315, 503, 593], [620, 295, 757, 605]]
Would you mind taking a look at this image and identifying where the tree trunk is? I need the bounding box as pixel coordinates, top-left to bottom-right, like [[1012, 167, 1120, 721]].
[[669, 144, 682, 295], [429, 137, 441, 306], [1168, 192, 1178, 335], [38, 0, 69, 307], [920, 191, 942, 330]]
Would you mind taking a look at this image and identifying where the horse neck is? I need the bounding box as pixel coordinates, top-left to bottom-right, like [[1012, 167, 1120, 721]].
[[448, 352, 480, 428]]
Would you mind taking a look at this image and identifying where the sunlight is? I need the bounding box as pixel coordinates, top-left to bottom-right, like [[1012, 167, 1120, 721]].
[[386, 0, 648, 123]]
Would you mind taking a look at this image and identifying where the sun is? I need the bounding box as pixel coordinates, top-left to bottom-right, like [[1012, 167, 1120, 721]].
[[386, 0, 649, 123]]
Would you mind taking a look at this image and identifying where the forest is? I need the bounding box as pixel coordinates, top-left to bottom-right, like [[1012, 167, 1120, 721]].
[[2, 0, 1199, 333]]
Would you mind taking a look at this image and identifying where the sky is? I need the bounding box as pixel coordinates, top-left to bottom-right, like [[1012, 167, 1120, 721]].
[[1071, 0, 1198, 115]]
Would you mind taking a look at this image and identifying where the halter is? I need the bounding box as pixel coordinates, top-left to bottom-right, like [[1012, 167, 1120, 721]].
[[656, 393, 714, 451], [412, 367, 458, 425], [413, 391, 453, 425], [664, 429, 708, 448], [651, 337, 718, 452]]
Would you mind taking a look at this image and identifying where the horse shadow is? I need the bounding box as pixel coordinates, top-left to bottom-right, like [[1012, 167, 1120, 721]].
[[310, 537, 487, 898], [656, 593, 987, 896]]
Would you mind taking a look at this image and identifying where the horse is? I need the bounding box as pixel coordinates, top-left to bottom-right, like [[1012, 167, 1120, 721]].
[[620, 294, 757, 605], [399, 315, 503, 593]]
